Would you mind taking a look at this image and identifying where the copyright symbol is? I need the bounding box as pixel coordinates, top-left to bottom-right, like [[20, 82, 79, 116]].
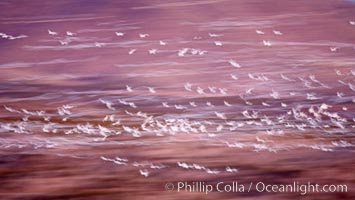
[[165, 183, 174, 191]]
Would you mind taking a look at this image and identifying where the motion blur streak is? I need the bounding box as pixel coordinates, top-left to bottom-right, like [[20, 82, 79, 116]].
[[0, 0, 354, 199]]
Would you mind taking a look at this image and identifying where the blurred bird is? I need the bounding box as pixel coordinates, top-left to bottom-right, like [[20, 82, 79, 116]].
[[66, 31, 75, 36], [139, 33, 149, 38], [184, 82, 193, 91], [256, 30, 265, 35], [95, 42, 104, 47], [230, 74, 238, 80], [263, 40, 272, 46], [139, 169, 150, 177], [208, 33, 223, 37], [128, 49, 136, 55], [99, 99, 115, 111], [126, 85, 133, 92], [47, 29, 58, 35], [229, 59, 241, 68], [159, 40, 166, 45], [147, 87, 156, 93], [272, 30, 283, 35], [214, 41, 223, 46], [148, 49, 158, 54], [224, 101, 232, 107], [226, 166, 238, 173], [330, 47, 338, 52], [115, 32, 124, 36]]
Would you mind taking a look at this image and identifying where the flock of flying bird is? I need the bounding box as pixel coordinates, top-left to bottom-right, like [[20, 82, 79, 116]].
[[1, 19, 355, 178]]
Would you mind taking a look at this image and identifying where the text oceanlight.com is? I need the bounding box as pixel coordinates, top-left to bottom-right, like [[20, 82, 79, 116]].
[[165, 181, 348, 195]]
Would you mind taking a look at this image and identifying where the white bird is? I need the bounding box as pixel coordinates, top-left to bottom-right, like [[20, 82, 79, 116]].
[[174, 105, 186, 110], [256, 30, 265, 35], [22, 116, 29, 122], [103, 114, 115, 122], [189, 101, 197, 107], [226, 142, 245, 148], [159, 40, 166, 45], [0, 33, 9, 38], [150, 164, 166, 169], [319, 103, 331, 111], [270, 90, 280, 99], [1, 33, 9, 39], [63, 104, 74, 109], [245, 88, 254, 95], [177, 162, 191, 169], [42, 124, 54, 133], [199, 125, 207, 133], [115, 32, 124, 36], [196, 87, 204, 94], [66, 31, 75, 36], [230, 74, 238, 80], [263, 40, 272, 47], [349, 21, 355, 25], [47, 29, 58, 35], [184, 82, 193, 91], [112, 120, 121, 126], [229, 59, 241, 68], [4, 105, 21, 113], [272, 30, 283, 35], [57, 107, 72, 116], [139, 33, 149, 38], [306, 93, 320, 100], [256, 136, 267, 143], [139, 169, 150, 177], [98, 125, 111, 137], [205, 169, 220, 174], [214, 41, 223, 46], [128, 103, 137, 109], [219, 88, 228, 95], [215, 112, 226, 120], [206, 101, 214, 107], [244, 100, 253, 106], [208, 86, 217, 93], [337, 92, 344, 98], [59, 40, 68, 45], [226, 166, 238, 173], [95, 42, 104, 47], [126, 85, 133, 92], [197, 49, 207, 55], [109, 158, 128, 165], [128, 49, 136, 55], [262, 102, 271, 107], [148, 49, 158, 54], [349, 83, 355, 91], [208, 33, 223, 37], [162, 102, 170, 108], [118, 99, 129, 106], [147, 87, 156, 93], [224, 101, 232, 107], [280, 73, 295, 81], [330, 47, 338, 52], [11, 33, 28, 40], [335, 69, 344, 76], [339, 79, 349, 87], [178, 48, 189, 57], [131, 128, 141, 137]]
